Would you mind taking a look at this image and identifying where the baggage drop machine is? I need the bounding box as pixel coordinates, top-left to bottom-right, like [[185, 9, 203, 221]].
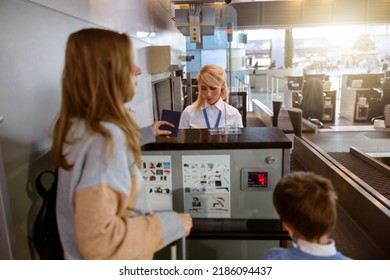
[[142, 127, 292, 259]]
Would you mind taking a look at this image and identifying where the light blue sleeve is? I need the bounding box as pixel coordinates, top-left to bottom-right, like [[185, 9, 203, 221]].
[[140, 125, 155, 146], [155, 212, 186, 246]]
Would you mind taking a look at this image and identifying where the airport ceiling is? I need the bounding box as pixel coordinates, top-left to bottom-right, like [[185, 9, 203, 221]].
[[172, 1, 390, 28], [230, 0, 390, 28]]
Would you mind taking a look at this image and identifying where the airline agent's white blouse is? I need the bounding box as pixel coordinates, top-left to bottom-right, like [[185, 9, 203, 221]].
[[179, 98, 243, 129]]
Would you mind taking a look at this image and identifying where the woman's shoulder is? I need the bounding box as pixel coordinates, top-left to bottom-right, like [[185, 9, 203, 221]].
[[100, 122, 127, 145], [100, 121, 123, 134], [69, 119, 123, 136], [225, 102, 241, 114], [182, 103, 199, 114]]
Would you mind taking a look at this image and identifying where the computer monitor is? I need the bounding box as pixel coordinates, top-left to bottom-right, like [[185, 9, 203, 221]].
[[346, 74, 385, 89], [287, 76, 303, 91]]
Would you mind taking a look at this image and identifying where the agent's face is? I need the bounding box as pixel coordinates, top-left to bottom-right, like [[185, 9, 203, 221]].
[[199, 82, 222, 105]]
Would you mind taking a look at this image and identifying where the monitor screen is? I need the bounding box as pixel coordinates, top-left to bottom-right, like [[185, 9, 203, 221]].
[[346, 74, 385, 88], [287, 76, 303, 90]]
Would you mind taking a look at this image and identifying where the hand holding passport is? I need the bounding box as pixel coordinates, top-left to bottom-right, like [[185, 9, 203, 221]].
[[159, 110, 181, 137]]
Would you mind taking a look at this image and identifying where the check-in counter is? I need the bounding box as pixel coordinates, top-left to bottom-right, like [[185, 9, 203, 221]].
[[287, 75, 336, 123], [142, 127, 292, 259], [339, 73, 385, 122]]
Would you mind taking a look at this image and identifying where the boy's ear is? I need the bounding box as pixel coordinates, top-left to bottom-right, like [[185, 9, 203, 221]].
[[282, 221, 294, 237]]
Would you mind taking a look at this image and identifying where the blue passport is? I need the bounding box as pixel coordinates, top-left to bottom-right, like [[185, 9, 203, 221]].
[[160, 110, 181, 137]]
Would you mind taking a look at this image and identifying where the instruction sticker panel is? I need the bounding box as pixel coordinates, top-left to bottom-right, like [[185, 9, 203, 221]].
[[141, 155, 172, 211], [182, 155, 231, 218]]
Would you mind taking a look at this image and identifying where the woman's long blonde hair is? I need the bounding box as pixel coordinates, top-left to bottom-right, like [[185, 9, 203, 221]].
[[52, 28, 141, 169], [194, 64, 229, 111]]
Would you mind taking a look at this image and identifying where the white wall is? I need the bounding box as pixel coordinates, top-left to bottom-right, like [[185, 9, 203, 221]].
[[0, 0, 185, 259]]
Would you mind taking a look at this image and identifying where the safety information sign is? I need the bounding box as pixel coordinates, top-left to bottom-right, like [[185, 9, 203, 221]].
[[182, 155, 231, 218]]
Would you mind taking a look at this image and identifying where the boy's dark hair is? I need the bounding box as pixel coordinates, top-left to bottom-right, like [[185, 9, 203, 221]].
[[273, 171, 337, 241]]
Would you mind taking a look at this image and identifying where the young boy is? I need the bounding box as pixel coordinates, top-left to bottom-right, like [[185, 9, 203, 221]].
[[263, 171, 350, 260]]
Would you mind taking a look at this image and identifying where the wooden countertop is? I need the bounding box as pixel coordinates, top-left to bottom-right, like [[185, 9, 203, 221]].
[[143, 127, 292, 151]]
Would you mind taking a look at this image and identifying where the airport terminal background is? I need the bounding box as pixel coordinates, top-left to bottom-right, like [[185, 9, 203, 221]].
[[1, 0, 390, 260], [116, 24, 390, 260]]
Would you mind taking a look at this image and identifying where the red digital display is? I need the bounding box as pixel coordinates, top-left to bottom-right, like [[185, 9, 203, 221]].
[[248, 172, 268, 188], [257, 173, 266, 185]]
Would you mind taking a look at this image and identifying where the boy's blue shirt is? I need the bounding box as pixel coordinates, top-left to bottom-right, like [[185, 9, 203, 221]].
[[263, 239, 351, 260]]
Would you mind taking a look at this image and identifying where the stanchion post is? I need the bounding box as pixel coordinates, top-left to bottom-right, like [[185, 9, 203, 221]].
[[287, 108, 303, 137], [272, 100, 283, 127]]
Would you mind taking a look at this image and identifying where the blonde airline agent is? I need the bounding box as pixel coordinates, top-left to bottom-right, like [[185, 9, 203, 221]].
[[179, 64, 243, 129]]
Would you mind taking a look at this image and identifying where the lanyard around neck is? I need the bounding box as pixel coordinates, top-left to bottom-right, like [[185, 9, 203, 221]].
[[203, 108, 222, 129]]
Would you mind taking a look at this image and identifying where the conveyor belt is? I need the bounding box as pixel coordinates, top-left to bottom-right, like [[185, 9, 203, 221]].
[[290, 152, 390, 259], [292, 136, 390, 259], [246, 116, 265, 127], [290, 153, 306, 172], [328, 152, 390, 197], [248, 103, 316, 132]]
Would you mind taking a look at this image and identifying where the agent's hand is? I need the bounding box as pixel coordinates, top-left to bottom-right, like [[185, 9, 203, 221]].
[[178, 213, 193, 237], [152, 120, 174, 137]]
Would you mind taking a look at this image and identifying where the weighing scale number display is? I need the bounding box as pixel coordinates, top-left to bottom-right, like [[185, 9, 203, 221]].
[[248, 172, 268, 188], [241, 168, 275, 191]]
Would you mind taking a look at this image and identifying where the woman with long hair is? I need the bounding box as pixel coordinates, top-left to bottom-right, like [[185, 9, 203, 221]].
[[52, 28, 192, 260]]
